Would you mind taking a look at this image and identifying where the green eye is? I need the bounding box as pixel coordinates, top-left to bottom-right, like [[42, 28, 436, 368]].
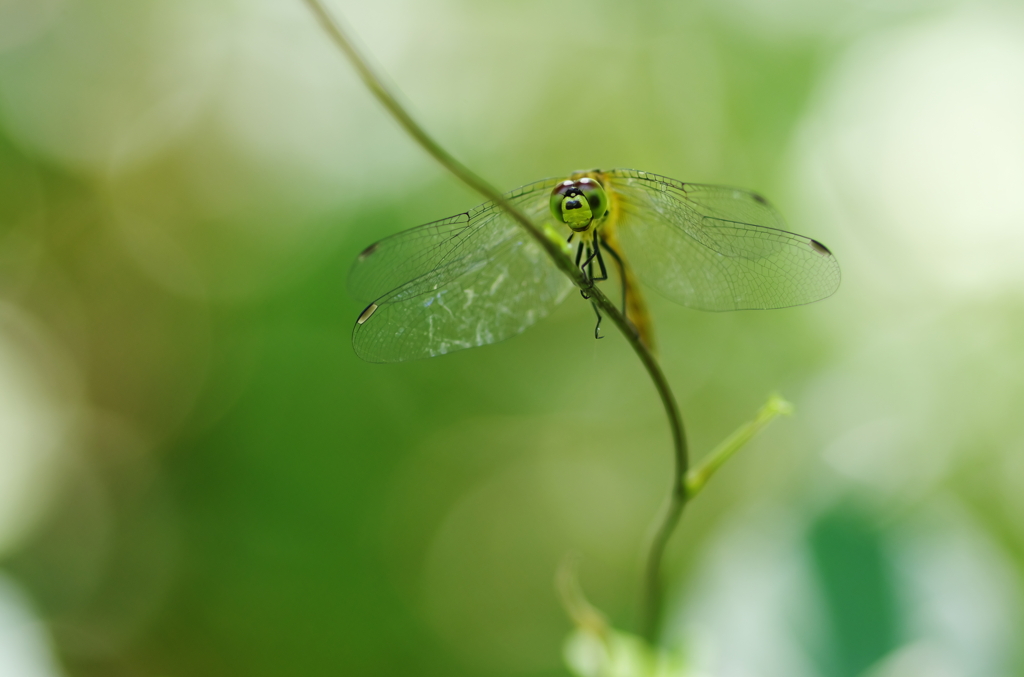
[[549, 177, 609, 231], [576, 177, 608, 217], [549, 180, 576, 222]]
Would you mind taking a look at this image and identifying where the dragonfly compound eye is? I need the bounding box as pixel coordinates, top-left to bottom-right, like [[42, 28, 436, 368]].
[[550, 178, 609, 231]]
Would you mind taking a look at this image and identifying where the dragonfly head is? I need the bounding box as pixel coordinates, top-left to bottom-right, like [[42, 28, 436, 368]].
[[550, 177, 609, 233]]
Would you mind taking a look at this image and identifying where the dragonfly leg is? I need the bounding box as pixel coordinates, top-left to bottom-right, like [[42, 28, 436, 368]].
[[599, 237, 628, 318], [582, 245, 610, 280], [575, 242, 593, 299], [580, 236, 609, 282], [592, 238, 609, 282], [591, 301, 603, 340]]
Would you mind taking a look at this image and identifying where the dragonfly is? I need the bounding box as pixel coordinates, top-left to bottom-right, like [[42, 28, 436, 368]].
[[348, 168, 840, 363]]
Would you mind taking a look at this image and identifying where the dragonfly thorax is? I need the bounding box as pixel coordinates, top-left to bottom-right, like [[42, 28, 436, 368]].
[[550, 177, 609, 233]]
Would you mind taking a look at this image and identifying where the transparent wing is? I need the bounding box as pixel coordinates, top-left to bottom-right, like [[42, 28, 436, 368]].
[[350, 179, 574, 362], [349, 178, 561, 303], [607, 169, 841, 311]]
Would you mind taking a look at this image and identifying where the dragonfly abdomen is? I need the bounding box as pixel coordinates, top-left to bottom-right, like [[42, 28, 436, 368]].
[[601, 220, 656, 353]]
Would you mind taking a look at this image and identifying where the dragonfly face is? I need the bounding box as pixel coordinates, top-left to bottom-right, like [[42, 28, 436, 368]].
[[550, 176, 609, 234]]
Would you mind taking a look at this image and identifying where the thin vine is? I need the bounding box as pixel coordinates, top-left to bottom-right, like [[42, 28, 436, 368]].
[[302, 0, 688, 641]]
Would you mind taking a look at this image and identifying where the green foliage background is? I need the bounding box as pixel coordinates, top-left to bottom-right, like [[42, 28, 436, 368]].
[[0, 0, 1022, 676]]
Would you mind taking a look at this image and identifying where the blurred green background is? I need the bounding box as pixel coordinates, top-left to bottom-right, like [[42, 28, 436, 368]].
[[2, 0, 1024, 675]]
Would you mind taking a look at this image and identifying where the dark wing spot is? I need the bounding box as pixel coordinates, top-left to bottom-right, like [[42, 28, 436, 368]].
[[810, 239, 832, 256], [752, 193, 769, 205], [357, 303, 379, 325], [358, 242, 380, 260]]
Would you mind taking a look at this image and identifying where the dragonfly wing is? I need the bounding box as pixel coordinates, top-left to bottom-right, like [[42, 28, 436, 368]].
[[351, 186, 574, 363], [607, 169, 841, 311], [349, 177, 562, 304]]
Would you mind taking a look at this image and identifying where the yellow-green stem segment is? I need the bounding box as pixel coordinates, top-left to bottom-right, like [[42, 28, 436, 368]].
[[686, 394, 793, 499]]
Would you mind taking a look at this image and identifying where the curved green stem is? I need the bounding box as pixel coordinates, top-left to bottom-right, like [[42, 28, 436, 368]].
[[641, 479, 686, 640], [302, 0, 687, 643], [642, 395, 793, 639]]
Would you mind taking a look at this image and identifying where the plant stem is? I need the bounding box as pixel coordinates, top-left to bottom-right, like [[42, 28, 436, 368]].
[[685, 394, 792, 500], [302, 0, 687, 644], [641, 480, 686, 641]]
